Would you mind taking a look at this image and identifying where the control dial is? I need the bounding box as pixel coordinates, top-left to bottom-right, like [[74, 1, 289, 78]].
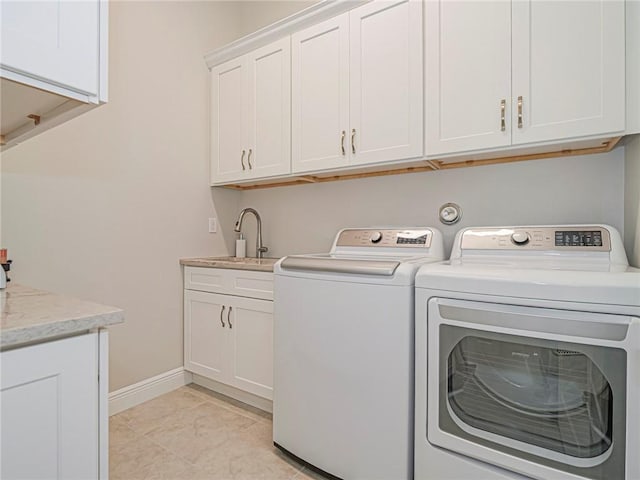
[[511, 232, 530, 245], [370, 231, 383, 244]]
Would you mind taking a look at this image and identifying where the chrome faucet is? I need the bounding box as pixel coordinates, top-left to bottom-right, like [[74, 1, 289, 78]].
[[234, 207, 268, 259]]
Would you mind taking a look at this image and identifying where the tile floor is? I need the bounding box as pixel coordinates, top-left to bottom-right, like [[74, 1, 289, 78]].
[[109, 385, 326, 480]]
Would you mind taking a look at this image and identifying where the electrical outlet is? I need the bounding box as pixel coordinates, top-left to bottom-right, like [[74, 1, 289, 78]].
[[208, 217, 217, 233]]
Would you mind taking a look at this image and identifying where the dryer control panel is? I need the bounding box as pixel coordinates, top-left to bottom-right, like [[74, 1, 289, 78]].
[[336, 229, 433, 248], [461, 226, 612, 251]]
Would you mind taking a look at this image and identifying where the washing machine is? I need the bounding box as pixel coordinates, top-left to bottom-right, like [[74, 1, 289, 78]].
[[415, 225, 640, 480], [273, 227, 445, 480]]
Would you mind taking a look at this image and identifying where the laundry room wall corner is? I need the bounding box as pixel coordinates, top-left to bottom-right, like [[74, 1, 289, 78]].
[[624, 135, 640, 267]]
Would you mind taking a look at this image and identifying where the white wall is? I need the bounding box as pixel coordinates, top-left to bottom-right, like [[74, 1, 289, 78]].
[[1, 1, 243, 391], [625, 135, 640, 267], [237, 0, 319, 33], [237, 150, 626, 258]]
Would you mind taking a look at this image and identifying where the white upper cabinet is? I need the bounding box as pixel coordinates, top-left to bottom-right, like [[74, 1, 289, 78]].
[[425, 0, 511, 155], [246, 40, 292, 179], [291, 15, 350, 173], [511, 0, 625, 145], [426, 0, 625, 156], [0, 0, 105, 100], [211, 58, 247, 183], [1, 0, 107, 150], [211, 38, 291, 185], [349, 0, 423, 166], [292, 0, 423, 174]]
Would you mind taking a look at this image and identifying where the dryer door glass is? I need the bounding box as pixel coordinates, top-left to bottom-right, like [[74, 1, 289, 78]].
[[448, 336, 612, 458], [436, 323, 627, 480]]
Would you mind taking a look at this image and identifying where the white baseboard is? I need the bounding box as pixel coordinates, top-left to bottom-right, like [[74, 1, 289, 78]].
[[109, 368, 193, 416], [191, 374, 273, 413]]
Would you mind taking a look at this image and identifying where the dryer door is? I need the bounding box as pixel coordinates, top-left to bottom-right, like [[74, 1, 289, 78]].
[[426, 298, 634, 480]]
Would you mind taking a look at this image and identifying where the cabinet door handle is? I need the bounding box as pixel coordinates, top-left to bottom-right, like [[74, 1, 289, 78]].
[[240, 150, 246, 171], [227, 306, 233, 329], [220, 305, 226, 327], [351, 128, 356, 154], [247, 149, 252, 170], [340, 130, 346, 156], [517, 96, 523, 129], [500, 99, 506, 132]]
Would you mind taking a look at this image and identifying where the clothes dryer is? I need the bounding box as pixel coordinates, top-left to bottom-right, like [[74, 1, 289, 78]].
[[415, 225, 639, 480]]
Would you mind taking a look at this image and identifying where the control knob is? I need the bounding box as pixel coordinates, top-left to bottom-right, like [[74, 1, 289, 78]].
[[370, 231, 383, 244], [511, 232, 530, 245]]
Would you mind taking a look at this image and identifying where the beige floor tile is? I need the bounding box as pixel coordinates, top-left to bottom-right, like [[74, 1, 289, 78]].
[[187, 384, 272, 424], [109, 415, 139, 451], [110, 385, 317, 480], [193, 420, 305, 479], [109, 432, 176, 479], [195, 439, 302, 480], [144, 401, 257, 465], [118, 387, 207, 434]]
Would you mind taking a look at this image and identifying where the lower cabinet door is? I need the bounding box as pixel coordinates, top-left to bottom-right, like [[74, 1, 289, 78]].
[[184, 290, 229, 382], [228, 296, 274, 400], [1, 333, 99, 480]]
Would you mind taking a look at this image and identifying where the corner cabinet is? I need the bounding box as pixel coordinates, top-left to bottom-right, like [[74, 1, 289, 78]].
[[425, 0, 625, 156], [183, 267, 274, 400], [210, 38, 291, 185], [291, 0, 423, 174], [1, 331, 109, 479]]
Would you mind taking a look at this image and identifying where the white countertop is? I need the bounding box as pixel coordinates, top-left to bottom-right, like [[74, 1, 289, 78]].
[[1, 284, 124, 349]]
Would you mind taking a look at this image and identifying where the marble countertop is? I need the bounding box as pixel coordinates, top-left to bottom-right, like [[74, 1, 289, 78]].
[[1, 284, 124, 349], [180, 256, 280, 272]]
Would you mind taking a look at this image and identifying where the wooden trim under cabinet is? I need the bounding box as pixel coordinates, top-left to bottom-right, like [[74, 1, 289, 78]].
[[218, 136, 621, 190]]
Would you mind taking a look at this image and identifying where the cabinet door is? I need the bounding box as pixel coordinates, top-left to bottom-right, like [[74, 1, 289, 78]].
[[184, 290, 229, 382], [228, 296, 274, 400], [292, 14, 350, 174], [246, 38, 291, 179], [0, 0, 100, 96], [425, 0, 511, 155], [511, 0, 625, 145], [349, 0, 423, 166], [210, 57, 248, 184], [1, 334, 99, 479]]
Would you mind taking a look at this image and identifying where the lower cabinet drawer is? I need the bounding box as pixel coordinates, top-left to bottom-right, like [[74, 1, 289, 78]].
[[184, 266, 273, 301]]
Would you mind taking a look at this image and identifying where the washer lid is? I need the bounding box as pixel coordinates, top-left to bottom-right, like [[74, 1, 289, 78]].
[[279, 256, 400, 276]]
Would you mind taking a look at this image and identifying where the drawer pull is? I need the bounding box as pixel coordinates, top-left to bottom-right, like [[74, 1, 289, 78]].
[[220, 305, 226, 327], [228, 306, 233, 329], [247, 149, 253, 170], [351, 128, 356, 154], [341, 130, 346, 156], [240, 150, 246, 171]]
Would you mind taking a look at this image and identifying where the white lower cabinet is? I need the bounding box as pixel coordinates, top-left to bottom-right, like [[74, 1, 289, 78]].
[[184, 267, 274, 400], [1, 332, 108, 479]]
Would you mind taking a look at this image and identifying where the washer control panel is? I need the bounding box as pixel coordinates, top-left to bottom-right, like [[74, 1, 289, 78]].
[[461, 226, 611, 251], [336, 229, 433, 248]]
